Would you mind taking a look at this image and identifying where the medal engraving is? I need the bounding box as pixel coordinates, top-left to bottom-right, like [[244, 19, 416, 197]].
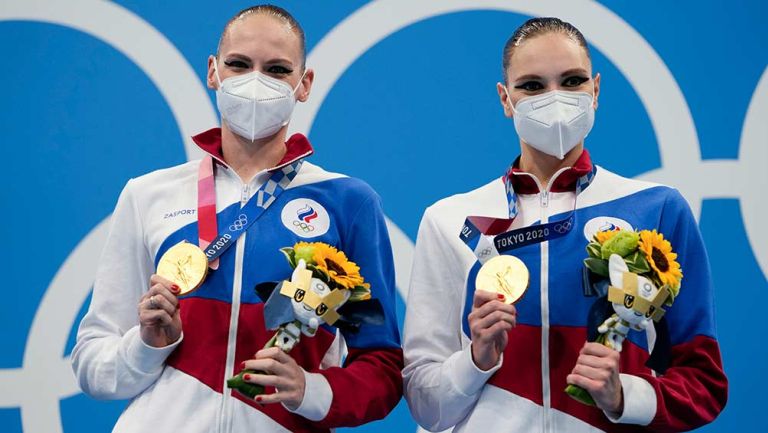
[[476, 255, 529, 304], [157, 241, 209, 295]]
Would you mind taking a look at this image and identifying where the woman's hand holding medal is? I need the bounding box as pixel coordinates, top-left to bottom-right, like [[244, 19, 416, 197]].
[[470, 255, 529, 371], [140, 241, 208, 348], [469, 290, 517, 371], [139, 274, 182, 348]]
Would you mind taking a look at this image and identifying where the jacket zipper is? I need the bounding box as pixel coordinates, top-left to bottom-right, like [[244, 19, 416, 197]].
[[527, 175, 552, 433], [529, 168, 569, 433], [217, 183, 249, 433]]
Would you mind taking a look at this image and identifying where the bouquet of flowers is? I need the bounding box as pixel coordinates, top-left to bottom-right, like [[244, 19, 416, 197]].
[[227, 241, 383, 398], [565, 228, 683, 406]]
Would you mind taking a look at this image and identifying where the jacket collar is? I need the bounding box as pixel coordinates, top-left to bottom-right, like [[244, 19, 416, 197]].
[[505, 149, 593, 194], [191, 128, 314, 171]]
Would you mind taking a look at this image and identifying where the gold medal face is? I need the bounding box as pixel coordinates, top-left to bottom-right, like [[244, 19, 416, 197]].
[[156, 241, 209, 295], [475, 255, 529, 304]]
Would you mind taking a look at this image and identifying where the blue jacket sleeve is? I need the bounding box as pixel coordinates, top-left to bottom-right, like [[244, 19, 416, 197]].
[[640, 188, 728, 431], [313, 188, 403, 427]]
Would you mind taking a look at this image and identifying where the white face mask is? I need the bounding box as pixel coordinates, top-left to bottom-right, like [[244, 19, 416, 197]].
[[508, 89, 595, 160], [214, 59, 304, 141]]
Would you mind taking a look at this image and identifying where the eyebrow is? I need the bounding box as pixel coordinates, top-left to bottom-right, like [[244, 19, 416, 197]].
[[222, 52, 294, 67], [263, 58, 295, 66], [560, 68, 590, 77], [514, 74, 543, 82], [222, 52, 252, 62], [514, 68, 590, 82]]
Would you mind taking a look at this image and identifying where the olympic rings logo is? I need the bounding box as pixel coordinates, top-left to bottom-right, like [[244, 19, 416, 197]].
[[479, 247, 493, 257], [554, 220, 573, 234], [293, 220, 315, 233], [229, 214, 248, 231], [5, 2, 765, 433]]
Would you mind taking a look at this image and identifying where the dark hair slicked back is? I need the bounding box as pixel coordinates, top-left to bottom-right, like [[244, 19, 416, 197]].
[[502, 17, 590, 82], [217, 4, 306, 68]]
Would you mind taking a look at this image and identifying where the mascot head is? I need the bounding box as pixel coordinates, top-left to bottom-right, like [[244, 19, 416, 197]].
[[607, 254, 670, 330], [281, 259, 351, 329]]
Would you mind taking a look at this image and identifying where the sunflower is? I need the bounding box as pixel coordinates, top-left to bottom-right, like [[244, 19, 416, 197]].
[[595, 227, 621, 244], [311, 243, 370, 290], [638, 230, 683, 294]]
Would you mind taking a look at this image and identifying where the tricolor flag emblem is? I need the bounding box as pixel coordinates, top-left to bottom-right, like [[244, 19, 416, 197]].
[[297, 204, 318, 223]]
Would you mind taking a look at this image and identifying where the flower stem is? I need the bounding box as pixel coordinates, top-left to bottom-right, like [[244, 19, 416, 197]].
[[226, 329, 284, 399], [264, 332, 278, 350]]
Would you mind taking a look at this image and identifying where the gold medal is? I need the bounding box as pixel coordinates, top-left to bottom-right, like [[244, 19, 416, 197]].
[[156, 241, 209, 295], [475, 255, 529, 304]]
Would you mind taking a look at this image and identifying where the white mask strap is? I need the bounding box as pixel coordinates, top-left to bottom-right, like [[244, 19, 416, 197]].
[[502, 85, 519, 115], [292, 69, 308, 95], [213, 56, 223, 87]]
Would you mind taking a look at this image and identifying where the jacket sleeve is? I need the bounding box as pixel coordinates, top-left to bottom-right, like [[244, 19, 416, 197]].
[[70, 179, 182, 400], [402, 208, 502, 432], [609, 188, 728, 430], [295, 191, 404, 427]]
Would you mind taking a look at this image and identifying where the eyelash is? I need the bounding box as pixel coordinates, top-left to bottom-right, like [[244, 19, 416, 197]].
[[225, 59, 246, 67], [267, 65, 293, 75], [515, 81, 544, 92], [223, 60, 293, 77], [563, 76, 589, 87], [514, 76, 590, 92]]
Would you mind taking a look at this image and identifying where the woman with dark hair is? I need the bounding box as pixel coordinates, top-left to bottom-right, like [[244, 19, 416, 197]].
[[403, 17, 727, 432], [72, 5, 402, 432]]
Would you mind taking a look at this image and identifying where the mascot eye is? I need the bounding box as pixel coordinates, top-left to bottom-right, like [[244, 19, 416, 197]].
[[294, 289, 305, 302], [315, 303, 328, 316], [623, 294, 635, 309], [646, 306, 655, 318]]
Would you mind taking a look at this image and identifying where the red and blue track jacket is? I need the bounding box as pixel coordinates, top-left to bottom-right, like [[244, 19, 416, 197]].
[[403, 150, 727, 433], [72, 128, 403, 433]]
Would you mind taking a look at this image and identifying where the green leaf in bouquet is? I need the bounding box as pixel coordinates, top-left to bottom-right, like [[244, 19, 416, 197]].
[[349, 285, 372, 302], [667, 282, 680, 305], [584, 257, 609, 277], [664, 288, 676, 307], [635, 251, 650, 270], [625, 251, 651, 274], [308, 264, 333, 286], [586, 242, 602, 259], [642, 271, 665, 291], [279, 247, 297, 268]]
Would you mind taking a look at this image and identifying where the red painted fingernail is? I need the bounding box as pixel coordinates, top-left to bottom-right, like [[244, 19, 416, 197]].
[[239, 361, 246, 369], [497, 294, 506, 301], [255, 396, 262, 402], [171, 284, 180, 293], [244, 374, 251, 380]]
